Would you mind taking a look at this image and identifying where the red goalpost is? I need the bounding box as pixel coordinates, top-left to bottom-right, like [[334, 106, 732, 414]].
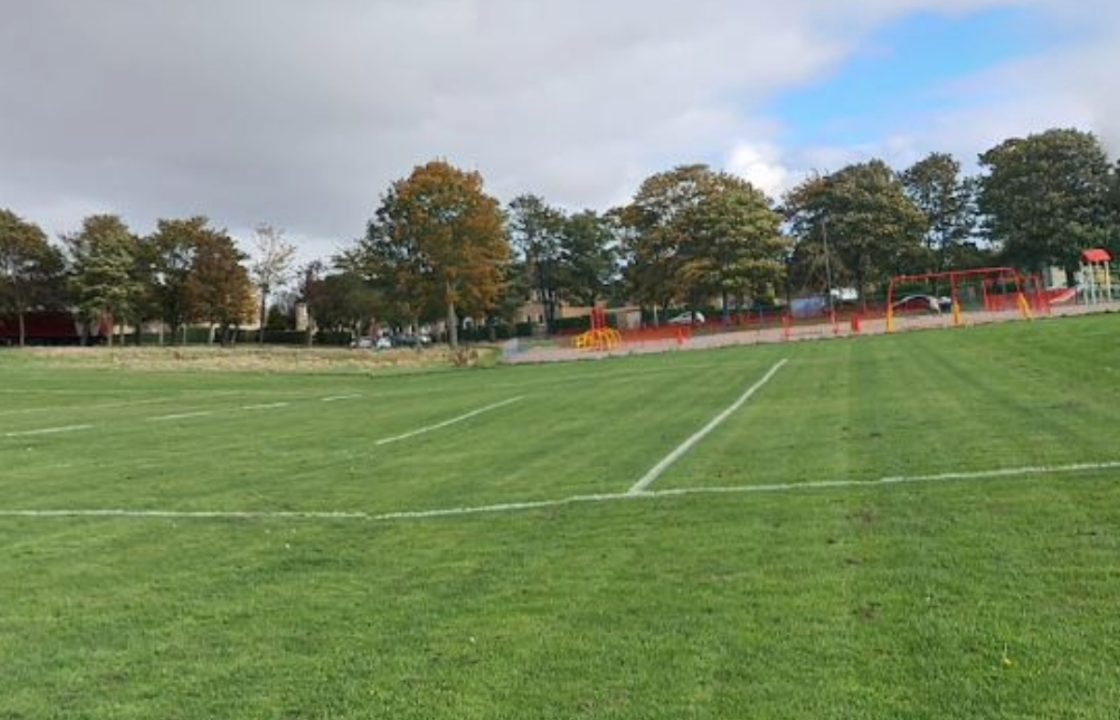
[[886, 267, 1046, 333]]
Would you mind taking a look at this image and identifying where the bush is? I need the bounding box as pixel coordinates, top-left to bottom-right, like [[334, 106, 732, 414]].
[[314, 331, 352, 347]]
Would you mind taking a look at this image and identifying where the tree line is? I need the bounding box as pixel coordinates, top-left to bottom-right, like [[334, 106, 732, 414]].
[[3, 127, 1119, 348], [0, 214, 294, 347]]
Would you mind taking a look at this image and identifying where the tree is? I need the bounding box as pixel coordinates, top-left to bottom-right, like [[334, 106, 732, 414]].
[[1110, 161, 1120, 259], [785, 161, 926, 304], [492, 259, 532, 327], [901, 152, 976, 272], [305, 271, 383, 340], [618, 165, 708, 321], [978, 128, 1114, 279], [250, 223, 297, 344], [355, 160, 509, 348], [508, 195, 565, 332], [66, 215, 143, 346], [556, 210, 618, 308], [149, 218, 203, 343], [297, 261, 325, 347], [183, 224, 254, 344], [676, 177, 787, 322], [0, 210, 64, 347], [619, 165, 788, 322]]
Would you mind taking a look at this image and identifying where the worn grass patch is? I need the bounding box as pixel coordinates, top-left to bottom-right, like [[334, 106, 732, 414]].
[[14, 344, 498, 374]]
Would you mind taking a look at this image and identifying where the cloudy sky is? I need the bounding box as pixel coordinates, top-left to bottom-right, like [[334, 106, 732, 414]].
[[1, 1, 1116, 262]]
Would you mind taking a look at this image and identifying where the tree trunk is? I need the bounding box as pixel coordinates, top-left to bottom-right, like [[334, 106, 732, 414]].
[[447, 295, 459, 349], [1065, 265, 1077, 289], [536, 262, 551, 335], [722, 291, 730, 326], [259, 287, 268, 344], [17, 309, 25, 348]]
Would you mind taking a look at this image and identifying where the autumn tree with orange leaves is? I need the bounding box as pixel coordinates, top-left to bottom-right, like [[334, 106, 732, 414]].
[[349, 160, 509, 347]]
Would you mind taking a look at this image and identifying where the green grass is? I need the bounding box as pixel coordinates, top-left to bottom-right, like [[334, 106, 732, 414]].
[[2, 316, 1120, 718]]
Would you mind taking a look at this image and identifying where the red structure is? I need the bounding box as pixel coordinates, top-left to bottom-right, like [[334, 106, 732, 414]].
[[572, 308, 623, 351], [886, 267, 1040, 332], [0, 311, 87, 346]]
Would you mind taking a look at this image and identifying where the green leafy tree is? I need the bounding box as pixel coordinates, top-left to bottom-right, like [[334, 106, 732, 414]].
[[66, 215, 143, 346], [678, 177, 787, 321], [978, 128, 1114, 279], [492, 259, 532, 326], [1110, 161, 1120, 259], [620, 165, 788, 322], [508, 195, 565, 333], [149, 218, 203, 343], [305, 271, 383, 340], [785, 161, 926, 304], [184, 225, 254, 344], [0, 210, 65, 347], [557, 210, 618, 307], [901, 152, 976, 272], [355, 160, 509, 348], [618, 165, 707, 321]]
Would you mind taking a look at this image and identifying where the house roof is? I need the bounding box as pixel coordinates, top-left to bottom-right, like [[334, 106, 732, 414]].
[[1082, 248, 1111, 264]]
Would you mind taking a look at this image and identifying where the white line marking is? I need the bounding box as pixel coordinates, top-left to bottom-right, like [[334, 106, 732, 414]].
[[0, 509, 370, 520], [241, 402, 290, 411], [628, 359, 788, 494], [3, 424, 93, 438], [0, 397, 172, 418], [3, 460, 1116, 522], [147, 411, 215, 422], [374, 396, 526, 446], [321, 394, 362, 403]]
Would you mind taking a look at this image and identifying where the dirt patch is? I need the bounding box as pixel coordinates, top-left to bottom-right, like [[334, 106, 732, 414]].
[[20, 345, 499, 375]]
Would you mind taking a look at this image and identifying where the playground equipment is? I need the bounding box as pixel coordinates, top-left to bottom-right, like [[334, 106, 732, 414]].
[[572, 308, 623, 352], [887, 267, 1042, 333], [1080, 249, 1114, 306]]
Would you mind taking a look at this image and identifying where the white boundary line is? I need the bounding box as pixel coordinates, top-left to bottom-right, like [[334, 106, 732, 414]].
[[148, 411, 215, 422], [628, 359, 788, 495], [1, 460, 1117, 522], [241, 402, 290, 411], [374, 396, 526, 446], [322, 394, 363, 403], [3, 424, 93, 438], [0, 397, 173, 418]]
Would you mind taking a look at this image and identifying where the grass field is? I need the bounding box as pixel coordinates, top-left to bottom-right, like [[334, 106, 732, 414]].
[[2, 316, 1120, 718]]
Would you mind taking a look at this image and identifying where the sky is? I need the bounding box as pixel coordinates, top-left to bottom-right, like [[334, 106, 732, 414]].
[[1, 1, 1117, 264]]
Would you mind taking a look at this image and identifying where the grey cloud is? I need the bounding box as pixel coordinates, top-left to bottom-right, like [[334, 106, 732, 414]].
[[0, 0, 1108, 263]]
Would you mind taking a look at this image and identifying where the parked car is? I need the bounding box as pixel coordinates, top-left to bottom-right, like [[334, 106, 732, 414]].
[[352, 335, 392, 350], [667, 311, 705, 325], [891, 294, 951, 314]]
